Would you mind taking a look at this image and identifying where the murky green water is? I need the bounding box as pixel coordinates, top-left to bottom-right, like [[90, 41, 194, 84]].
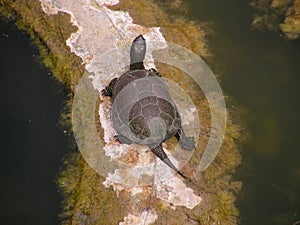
[[0, 19, 71, 224], [1, 1, 300, 224], [187, 0, 300, 224]]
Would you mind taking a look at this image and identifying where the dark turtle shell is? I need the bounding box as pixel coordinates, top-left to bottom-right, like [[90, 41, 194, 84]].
[[129, 96, 181, 140], [111, 69, 181, 147]]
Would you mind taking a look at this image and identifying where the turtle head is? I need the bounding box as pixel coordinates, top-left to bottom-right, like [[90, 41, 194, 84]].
[[130, 35, 146, 70]]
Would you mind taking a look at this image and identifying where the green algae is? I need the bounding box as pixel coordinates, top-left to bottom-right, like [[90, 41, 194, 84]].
[[0, 0, 243, 224], [251, 0, 300, 39], [110, 0, 210, 59], [0, 1, 124, 224], [111, 1, 242, 224], [57, 153, 124, 225], [0, 0, 84, 89]]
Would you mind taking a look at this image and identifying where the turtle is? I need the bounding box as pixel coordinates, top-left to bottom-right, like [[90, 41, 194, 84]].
[[102, 35, 195, 179]]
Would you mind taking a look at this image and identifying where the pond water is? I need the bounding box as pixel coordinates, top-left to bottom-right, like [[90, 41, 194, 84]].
[[0, 19, 71, 225], [1, 0, 300, 224], [186, 0, 300, 224]]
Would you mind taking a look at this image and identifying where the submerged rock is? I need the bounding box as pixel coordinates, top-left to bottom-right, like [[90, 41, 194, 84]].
[[251, 0, 300, 39], [280, 0, 300, 39]]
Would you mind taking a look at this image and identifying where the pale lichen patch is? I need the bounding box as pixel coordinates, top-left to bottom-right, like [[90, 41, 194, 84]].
[[120, 210, 157, 225]]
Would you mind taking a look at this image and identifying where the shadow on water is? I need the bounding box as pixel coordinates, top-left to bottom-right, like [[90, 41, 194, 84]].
[[186, 0, 300, 224], [0, 19, 72, 224]]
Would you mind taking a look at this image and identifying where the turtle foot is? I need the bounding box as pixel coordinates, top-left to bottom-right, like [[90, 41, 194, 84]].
[[179, 136, 195, 151], [149, 68, 162, 77], [101, 78, 118, 97], [101, 87, 111, 96]]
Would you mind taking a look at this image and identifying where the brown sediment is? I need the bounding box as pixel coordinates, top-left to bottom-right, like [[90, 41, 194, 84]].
[[251, 0, 300, 39], [0, 0, 243, 224]]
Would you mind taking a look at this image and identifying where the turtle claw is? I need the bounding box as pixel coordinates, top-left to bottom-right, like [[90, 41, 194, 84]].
[[101, 87, 110, 96], [101, 78, 118, 97], [149, 68, 162, 77]]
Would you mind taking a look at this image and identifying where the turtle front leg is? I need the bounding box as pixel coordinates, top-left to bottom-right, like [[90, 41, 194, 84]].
[[175, 128, 195, 151], [101, 78, 118, 97]]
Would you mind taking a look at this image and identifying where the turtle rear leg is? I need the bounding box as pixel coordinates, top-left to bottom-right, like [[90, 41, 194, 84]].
[[101, 78, 118, 97], [152, 144, 188, 179], [175, 128, 195, 151]]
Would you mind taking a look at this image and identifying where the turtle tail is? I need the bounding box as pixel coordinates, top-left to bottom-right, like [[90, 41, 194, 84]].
[[151, 145, 189, 180], [130, 35, 146, 70]]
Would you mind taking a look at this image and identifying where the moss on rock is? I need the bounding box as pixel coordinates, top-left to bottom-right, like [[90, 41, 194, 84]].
[[0, 0, 84, 89], [0, 0, 243, 224], [251, 0, 300, 39]]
